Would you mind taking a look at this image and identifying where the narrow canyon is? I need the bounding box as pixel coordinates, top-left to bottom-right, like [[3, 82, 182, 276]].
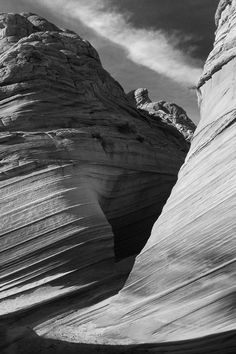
[[0, 1, 235, 353]]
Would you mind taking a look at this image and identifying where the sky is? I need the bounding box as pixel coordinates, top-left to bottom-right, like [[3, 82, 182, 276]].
[[0, 0, 220, 123]]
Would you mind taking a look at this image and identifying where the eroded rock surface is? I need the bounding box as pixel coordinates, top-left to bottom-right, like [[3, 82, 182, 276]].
[[127, 88, 196, 141], [0, 13, 188, 320], [1, 2, 235, 352], [84, 0, 235, 344]]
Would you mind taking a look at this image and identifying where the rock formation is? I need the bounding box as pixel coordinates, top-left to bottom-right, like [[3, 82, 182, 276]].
[[75, 0, 235, 345], [1, 1, 236, 352], [127, 88, 196, 141], [0, 13, 188, 321]]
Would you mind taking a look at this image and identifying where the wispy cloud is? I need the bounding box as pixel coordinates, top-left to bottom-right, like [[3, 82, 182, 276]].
[[25, 0, 202, 86]]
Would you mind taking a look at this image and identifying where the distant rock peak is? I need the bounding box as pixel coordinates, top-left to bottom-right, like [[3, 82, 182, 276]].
[[127, 88, 196, 141]]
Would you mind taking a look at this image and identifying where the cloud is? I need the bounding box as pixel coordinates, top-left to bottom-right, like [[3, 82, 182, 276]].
[[25, 0, 202, 86]]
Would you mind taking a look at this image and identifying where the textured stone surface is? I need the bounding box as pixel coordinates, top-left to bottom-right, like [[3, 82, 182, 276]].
[[215, 0, 232, 25], [127, 88, 196, 141], [1, 2, 236, 352], [85, 0, 235, 344], [0, 13, 188, 319], [198, 0, 235, 88]]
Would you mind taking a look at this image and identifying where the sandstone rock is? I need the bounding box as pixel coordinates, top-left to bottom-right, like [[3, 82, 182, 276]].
[[0, 12, 188, 322], [2, 2, 235, 352], [83, 0, 235, 345], [198, 0, 235, 88], [215, 0, 232, 25], [127, 88, 196, 141]]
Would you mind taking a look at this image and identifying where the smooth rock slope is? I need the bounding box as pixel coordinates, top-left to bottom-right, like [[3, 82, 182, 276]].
[[1, 2, 235, 352], [83, 0, 235, 344], [0, 13, 189, 319]]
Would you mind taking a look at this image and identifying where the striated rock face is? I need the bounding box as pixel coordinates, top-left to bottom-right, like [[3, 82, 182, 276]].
[[1, 2, 235, 352], [83, 0, 235, 345], [198, 0, 234, 88], [127, 88, 196, 141], [0, 13, 189, 319]]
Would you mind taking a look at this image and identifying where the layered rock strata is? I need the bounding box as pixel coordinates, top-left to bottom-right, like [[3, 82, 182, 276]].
[[82, 0, 235, 344], [1, 1, 235, 352], [127, 88, 196, 141], [0, 13, 188, 319]]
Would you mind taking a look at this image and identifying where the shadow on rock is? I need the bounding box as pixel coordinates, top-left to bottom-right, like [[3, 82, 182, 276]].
[[1, 325, 235, 354]]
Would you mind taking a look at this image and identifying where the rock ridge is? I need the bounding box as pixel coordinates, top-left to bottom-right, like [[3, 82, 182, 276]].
[[0, 12, 189, 323], [1, 5, 235, 353], [198, 0, 236, 88], [127, 88, 196, 141]]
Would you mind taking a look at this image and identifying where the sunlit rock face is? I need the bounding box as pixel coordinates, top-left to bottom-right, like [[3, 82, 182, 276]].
[[0, 13, 188, 318], [87, 0, 236, 344], [127, 88, 196, 141], [2, 2, 235, 351]]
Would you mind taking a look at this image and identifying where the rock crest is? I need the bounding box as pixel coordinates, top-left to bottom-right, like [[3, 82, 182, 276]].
[[127, 88, 196, 141], [0, 12, 189, 321]]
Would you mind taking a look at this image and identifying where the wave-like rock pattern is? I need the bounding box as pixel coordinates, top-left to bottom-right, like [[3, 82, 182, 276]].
[[1, 2, 236, 352], [22, 0, 235, 348], [85, 0, 235, 344], [0, 13, 188, 318]]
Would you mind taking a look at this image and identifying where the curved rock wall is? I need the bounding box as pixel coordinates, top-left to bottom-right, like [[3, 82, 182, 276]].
[[87, 0, 236, 344], [2, 2, 235, 351], [0, 13, 188, 317]]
